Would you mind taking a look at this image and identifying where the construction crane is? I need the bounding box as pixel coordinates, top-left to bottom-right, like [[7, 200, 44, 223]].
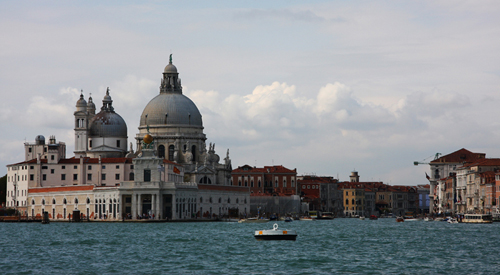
[[414, 153, 441, 166]]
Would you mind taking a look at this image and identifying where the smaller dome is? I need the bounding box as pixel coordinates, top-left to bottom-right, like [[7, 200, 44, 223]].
[[164, 63, 178, 74], [76, 93, 87, 109], [35, 135, 45, 145], [87, 96, 96, 110], [143, 134, 153, 144]]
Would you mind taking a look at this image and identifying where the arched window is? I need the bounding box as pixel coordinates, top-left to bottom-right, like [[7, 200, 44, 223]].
[[191, 145, 196, 161], [238, 180, 242, 186], [129, 172, 134, 181], [227, 198, 230, 203], [218, 198, 222, 203], [346, 199, 349, 205], [87, 198, 90, 204], [158, 145, 165, 159], [168, 145, 175, 161], [75, 198, 78, 204], [63, 199, 67, 205], [32, 199, 35, 205], [251, 180, 254, 187], [52, 199, 56, 204], [42, 199, 45, 205], [258, 180, 261, 187], [200, 197, 203, 203], [352, 199, 355, 205]]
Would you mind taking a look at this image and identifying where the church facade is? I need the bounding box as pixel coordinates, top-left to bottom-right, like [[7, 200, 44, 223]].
[[6, 57, 249, 220]]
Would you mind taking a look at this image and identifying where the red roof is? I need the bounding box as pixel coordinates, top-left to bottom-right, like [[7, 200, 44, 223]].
[[29, 185, 94, 193], [431, 148, 485, 164]]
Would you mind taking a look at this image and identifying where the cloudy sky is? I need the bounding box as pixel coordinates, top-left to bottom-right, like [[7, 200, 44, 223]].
[[1, 1, 499, 185]]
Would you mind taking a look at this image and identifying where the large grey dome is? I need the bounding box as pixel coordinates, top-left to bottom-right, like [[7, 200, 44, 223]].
[[89, 111, 128, 137], [140, 93, 203, 127]]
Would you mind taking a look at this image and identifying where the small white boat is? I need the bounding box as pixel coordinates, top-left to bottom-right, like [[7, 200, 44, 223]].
[[423, 217, 433, 222], [299, 217, 314, 221], [359, 216, 365, 220], [254, 223, 297, 241], [238, 217, 269, 223], [447, 218, 459, 224]]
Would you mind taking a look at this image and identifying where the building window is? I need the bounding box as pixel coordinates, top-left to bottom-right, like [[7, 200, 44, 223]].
[[129, 172, 134, 181], [88, 174, 92, 181], [117, 140, 120, 148], [29, 148, 32, 153], [73, 174, 78, 180], [74, 166, 77, 169], [42, 174, 46, 181], [62, 166, 65, 169], [88, 165, 92, 170], [102, 165, 106, 169], [89, 140, 92, 148], [168, 145, 175, 161], [130, 165, 134, 169], [102, 174, 106, 180], [51, 169, 54, 174], [30, 174, 34, 181], [144, 169, 151, 182], [61, 174, 66, 180], [115, 174, 120, 180], [51, 155, 54, 160], [158, 145, 165, 159]]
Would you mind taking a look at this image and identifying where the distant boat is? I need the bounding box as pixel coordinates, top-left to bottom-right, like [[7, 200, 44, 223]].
[[359, 216, 365, 220], [238, 217, 269, 223], [317, 212, 335, 220], [254, 223, 297, 241], [299, 217, 314, 221], [284, 217, 293, 222], [396, 216, 404, 222], [369, 215, 378, 220], [404, 216, 421, 222], [462, 214, 492, 224]]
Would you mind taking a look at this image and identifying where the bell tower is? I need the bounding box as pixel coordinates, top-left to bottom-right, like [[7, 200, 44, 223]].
[[74, 91, 91, 157]]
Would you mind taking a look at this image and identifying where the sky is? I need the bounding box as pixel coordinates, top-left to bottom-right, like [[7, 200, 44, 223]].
[[1, 1, 499, 185]]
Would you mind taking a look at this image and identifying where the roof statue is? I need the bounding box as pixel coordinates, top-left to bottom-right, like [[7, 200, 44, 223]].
[[169, 54, 172, 64]]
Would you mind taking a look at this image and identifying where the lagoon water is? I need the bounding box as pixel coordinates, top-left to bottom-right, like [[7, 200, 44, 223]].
[[1, 218, 499, 274]]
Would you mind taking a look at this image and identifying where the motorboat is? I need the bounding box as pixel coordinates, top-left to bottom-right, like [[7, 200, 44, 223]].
[[447, 218, 459, 224], [404, 216, 421, 222], [317, 212, 335, 220], [298, 216, 314, 221], [284, 217, 293, 222], [423, 217, 433, 222], [396, 216, 404, 222], [254, 223, 297, 241], [359, 216, 365, 220], [238, 217, 270, 223], [462, 214, 492, 224]]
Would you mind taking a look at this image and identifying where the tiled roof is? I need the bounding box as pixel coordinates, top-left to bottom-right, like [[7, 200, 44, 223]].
[[29, 185, 94, 193], [430, 148, 485, 164], [462, 158, 500, 167]]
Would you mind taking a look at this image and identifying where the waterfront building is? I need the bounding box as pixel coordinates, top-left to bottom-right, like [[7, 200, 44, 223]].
[[297, 175, 340, 213], [6, 57, 250, 220], [231, 164, 297, 195], [430, 148, 485, 214], [417, 184, 430, 214]]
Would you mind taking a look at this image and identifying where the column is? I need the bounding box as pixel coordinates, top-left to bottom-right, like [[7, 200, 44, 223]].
[[132, 193, 137, 219], [138, 194, 142, 217], [156, 193, 161, 219], [151, 194, 155, 219]]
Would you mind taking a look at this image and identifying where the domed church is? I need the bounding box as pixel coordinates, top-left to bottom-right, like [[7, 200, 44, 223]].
[[6, 55, 248, 221], [136, 55, 232, 186]]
